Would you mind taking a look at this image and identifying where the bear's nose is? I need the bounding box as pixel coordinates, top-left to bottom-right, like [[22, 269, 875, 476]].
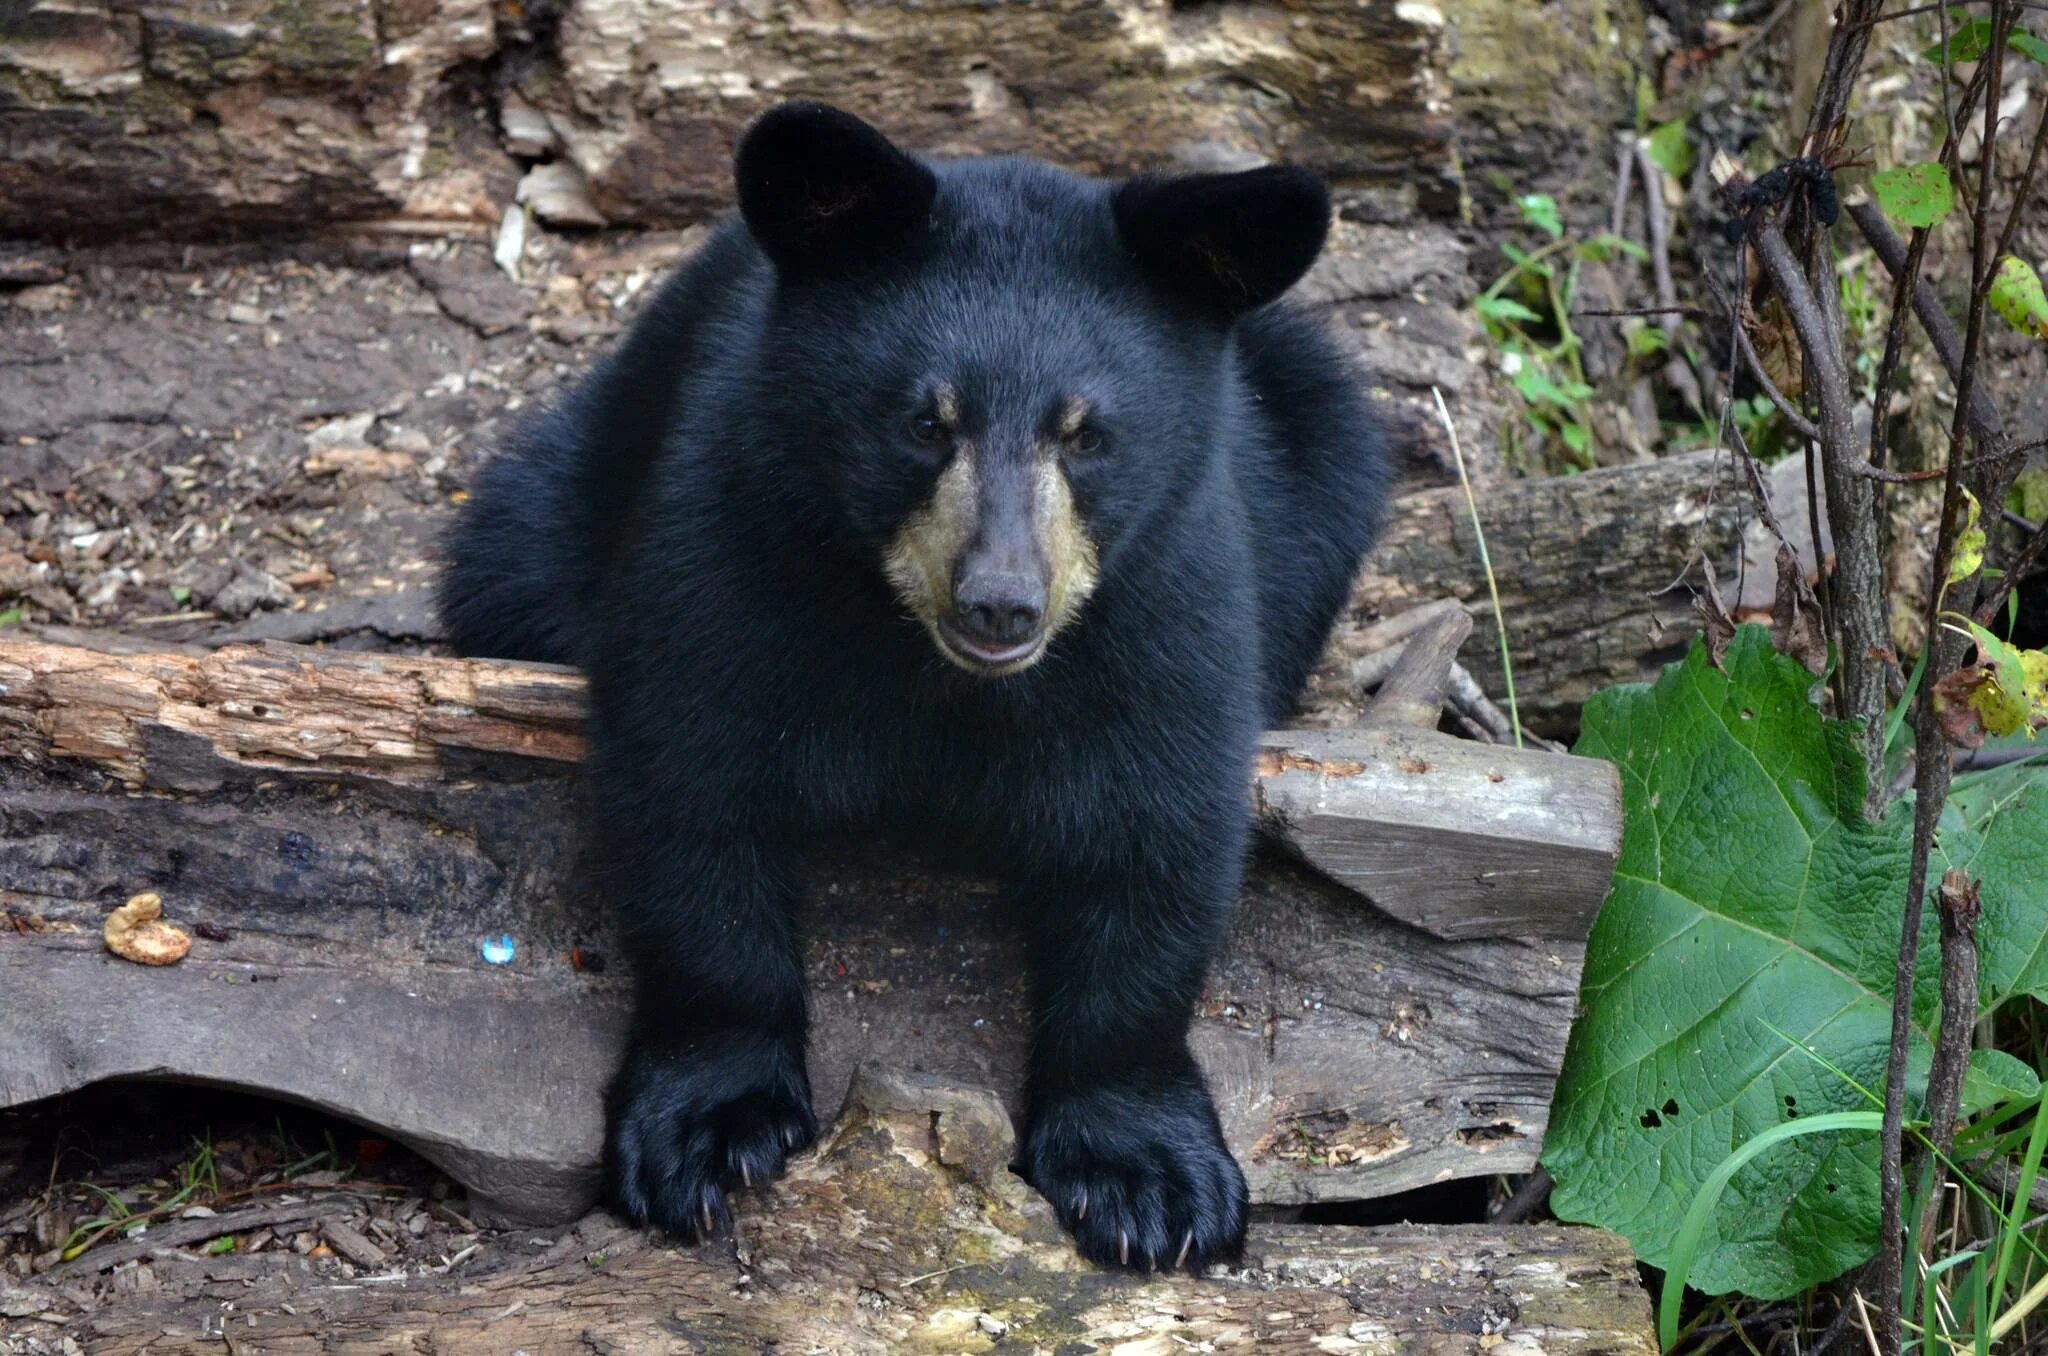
[[950, 571, 1045, 650]]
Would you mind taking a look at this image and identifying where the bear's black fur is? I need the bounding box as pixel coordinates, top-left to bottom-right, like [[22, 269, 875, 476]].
[[439, 103, 1390, 1271]]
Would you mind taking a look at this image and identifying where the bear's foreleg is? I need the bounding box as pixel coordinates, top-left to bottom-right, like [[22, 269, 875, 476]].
[[1015, 856, 1250, 1273], [599, 826, 817, 1242]]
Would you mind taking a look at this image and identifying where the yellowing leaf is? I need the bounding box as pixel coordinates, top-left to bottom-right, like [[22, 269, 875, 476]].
[[1989, 255, 2048, 340], [1934, 620, 2048, 746], [1947, 490, 1985, 586]]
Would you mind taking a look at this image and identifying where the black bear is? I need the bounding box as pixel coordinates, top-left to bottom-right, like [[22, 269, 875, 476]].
[[439, 102, 1389, 1271]]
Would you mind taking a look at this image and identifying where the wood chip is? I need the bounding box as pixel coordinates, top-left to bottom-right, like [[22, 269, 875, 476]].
[[318, 1219, 389, 1270]]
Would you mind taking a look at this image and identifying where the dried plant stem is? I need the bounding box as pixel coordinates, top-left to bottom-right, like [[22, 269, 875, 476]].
[[1635, 140, 1702, 413], [1923, 872, 1981, 1166], [1431, 387, 1521, 749]]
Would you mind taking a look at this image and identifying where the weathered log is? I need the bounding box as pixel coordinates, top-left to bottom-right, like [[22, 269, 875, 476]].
[[1307, 448, 1748, 735], [0, 0, 1635, 241], [17, 1071, 1656, 1356], [0, 635, 1618, 1224]]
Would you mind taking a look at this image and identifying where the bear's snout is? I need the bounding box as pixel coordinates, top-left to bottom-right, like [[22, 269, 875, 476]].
[[946, 563, 1047, 663]]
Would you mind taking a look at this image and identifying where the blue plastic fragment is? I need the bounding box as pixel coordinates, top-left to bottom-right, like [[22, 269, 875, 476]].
[[480, 934, 517, 965]]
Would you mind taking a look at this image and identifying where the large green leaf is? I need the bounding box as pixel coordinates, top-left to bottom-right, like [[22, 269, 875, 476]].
[[1547, 629, 2048, 1300], [1546, 628, 1930, 1298], [1938, 761, 2048, 1007]]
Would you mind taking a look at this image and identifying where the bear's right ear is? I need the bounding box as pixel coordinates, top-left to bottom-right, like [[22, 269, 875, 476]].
[[735, 102, 937, 283]]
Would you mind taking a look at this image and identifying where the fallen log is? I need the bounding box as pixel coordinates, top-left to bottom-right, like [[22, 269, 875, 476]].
[[1309, 448, 1747, 735], [24, 1071, 1657, 1356], [0, 634, 1619, 1225]]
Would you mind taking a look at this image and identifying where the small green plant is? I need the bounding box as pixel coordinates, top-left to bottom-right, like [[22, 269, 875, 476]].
[[1474, 194, 1646, 473]]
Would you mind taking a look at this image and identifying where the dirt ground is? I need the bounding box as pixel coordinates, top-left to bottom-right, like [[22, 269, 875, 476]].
[[0, 229, 700, 654], [0, 1084, 628, 1353], [0, 211, 1495, 663]]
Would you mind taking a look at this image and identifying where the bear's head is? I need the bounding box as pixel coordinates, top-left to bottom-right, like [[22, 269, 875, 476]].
[[733, 102, 1330, 677]]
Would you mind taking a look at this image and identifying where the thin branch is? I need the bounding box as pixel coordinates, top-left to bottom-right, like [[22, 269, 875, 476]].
[[1991, 93, 2048, 288], [1978, 519, 2048, 627], [1803, 0, 1886, 146], [1864, 220, 1932, 475], [1848, 444, 2035, 484], [1914, 871, 1983, 1269], [1703, 268, 1824, 444], [1637, 139, 1704, 413], [1609, 139, 1636, 240], [1846, 202, 2009, 457], [1747, 215, 1892, 810], [1492, 1166, 1553, 1224], [1923, 871, 1981, 1168], [1572, 305, 1710, 319], [1880, 10, 2017, 1351]]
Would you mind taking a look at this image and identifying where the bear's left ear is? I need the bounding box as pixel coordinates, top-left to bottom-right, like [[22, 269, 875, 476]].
[[735, 102, 937, 283], [1111, 165, 1330, 317]]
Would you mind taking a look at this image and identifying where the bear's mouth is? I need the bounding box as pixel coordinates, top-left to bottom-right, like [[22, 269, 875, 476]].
[[934, 617, 1047, 675]]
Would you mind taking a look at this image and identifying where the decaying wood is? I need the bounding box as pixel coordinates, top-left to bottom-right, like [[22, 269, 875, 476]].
[[1311, 449, 1749, 734], [0, 0, 1635, 242], [1359, 605, 1474, 732], [0, 634, 1619, 1224], [18, 1071, 1656, 1356], [1253, 728, 1615, 941]]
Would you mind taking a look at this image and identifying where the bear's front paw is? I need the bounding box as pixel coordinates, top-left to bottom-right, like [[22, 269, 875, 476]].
[[604, 1029, 816, 1242], [1021, 1079, 1249, 1273]]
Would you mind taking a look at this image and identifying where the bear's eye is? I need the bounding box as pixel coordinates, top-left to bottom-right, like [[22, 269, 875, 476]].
[[906, 414, 947, 447], [1068, 424, 1107, 457]]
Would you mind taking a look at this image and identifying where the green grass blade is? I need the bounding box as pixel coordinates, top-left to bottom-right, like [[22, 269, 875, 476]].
[[1991, 1092, 2048, 1309], [1886, 644, 1929, 759], [1658, 1110, 1886, 1349]]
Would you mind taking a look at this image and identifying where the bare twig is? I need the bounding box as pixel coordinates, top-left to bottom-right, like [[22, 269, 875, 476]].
[[1862, 212, 1931, 476], [1880, 11, 2019, 1351], [1636, 139, 1705, 413], [1717, 289, 1826, 444], [1847, 202, 2008, 453], [1978, 520, 2048, 627], [1912, 871, 1984, 1269], [1848, 445, 2035, 484], [1745, 216, 1891, 811], [1700, 264, 1821, 444], [1924, 871, 1981, 1168], [1446, 662, 1567, 752], [1992, 98, 2048, 270], [1492, 1166, 1553, 1224], [1609, 140, 1636, 239], [1802, 0, 1885, 146], [1572, 305, 1710, 319]]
